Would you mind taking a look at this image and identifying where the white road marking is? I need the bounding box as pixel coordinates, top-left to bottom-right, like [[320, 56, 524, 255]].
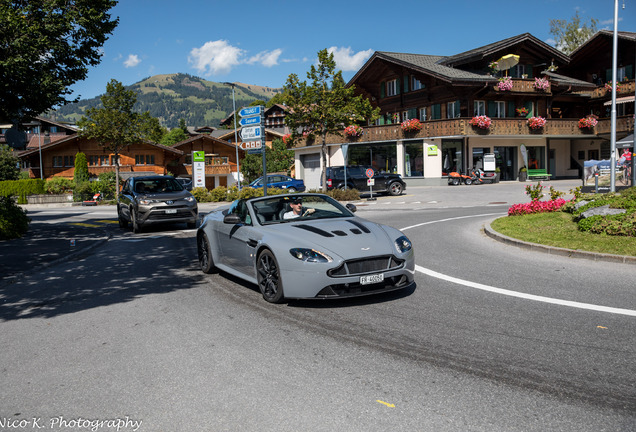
[[403, 213, 636, 317]]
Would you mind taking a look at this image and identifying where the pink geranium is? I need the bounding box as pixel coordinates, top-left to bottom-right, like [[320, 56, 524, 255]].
[[508, 198, 569, 216]]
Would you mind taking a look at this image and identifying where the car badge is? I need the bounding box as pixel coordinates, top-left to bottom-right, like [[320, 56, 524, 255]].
[[361, 247, 371, 251], [166, 200, 174, 205]]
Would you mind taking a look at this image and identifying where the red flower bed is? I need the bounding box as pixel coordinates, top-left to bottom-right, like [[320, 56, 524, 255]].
[[508, 198, 569, 216]]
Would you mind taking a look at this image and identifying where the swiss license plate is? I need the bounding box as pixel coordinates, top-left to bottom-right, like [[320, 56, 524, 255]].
[[165, 209, 177, 214], [360, 273, 384, 285]]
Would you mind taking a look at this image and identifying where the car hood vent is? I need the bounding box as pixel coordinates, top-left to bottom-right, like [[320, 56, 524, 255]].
[[293, 224, 334, 238]]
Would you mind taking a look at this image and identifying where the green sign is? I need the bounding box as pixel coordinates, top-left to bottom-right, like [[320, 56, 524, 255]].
[[427, 145, 438, 156], [193, 151, 205, 162]]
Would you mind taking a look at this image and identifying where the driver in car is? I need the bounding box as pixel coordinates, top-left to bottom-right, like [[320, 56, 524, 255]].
[[283, 197, 315, 219]]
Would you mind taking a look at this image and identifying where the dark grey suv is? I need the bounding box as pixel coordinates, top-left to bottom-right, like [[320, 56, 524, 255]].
[[117, 175, 198, 233], [324, 166, 406, 196]]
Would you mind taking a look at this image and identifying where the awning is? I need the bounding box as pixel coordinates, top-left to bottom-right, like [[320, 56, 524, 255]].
[[604, 95, 635, 106], [616, 134, 633, 149]]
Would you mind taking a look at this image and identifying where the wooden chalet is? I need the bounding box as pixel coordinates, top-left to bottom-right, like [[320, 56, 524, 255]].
[[292, 32, 635, 188], [19, 134, 183, 180]]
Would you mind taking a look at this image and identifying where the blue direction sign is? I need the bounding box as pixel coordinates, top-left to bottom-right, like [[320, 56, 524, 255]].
[[238, 106, 262, 117], [239, 116, 261, 127], [240, 125, 262, 141]]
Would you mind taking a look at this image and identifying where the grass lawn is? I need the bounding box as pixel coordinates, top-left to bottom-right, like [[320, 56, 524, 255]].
[[490, 211, 636, 257]]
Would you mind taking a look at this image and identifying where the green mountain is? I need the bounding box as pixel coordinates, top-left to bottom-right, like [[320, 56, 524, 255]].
[[52, 73, 282, 129]]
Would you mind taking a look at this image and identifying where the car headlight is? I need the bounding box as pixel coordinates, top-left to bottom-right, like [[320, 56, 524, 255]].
[[138, 199, 151, 205], [184, 196, 196, 203], [394, 235, 412, 253], [290, 248, 333, 263]]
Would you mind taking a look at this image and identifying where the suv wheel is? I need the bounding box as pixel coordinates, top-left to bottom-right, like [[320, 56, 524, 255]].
[[388, 182, 403, 196]]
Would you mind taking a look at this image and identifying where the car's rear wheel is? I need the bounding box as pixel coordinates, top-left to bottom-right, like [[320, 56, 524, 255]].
[[256, 249, 284, 303], [131, 209, 142, 233], [287, 187, 297, 193], [464, 178, 473, 185], [198, 233, 216, 274], [117, 207, 128, 228], [388, 181, 403, 196]]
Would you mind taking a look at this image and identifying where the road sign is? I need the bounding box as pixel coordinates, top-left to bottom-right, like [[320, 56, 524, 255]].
[[239, 116, 261, 127], [366, 168, 375, 178], [240, 126, 262, 141], [240, 141, 262, 151], [239, 106, 261, 117]]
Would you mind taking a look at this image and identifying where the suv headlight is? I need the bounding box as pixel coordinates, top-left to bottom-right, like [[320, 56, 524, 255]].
[[290, 248, 333, 263], [394, 235, 412, 253], [184, 196, 196, 203]]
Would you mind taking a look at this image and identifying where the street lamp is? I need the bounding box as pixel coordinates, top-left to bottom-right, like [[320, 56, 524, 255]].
[[222, 82, 241, 191]]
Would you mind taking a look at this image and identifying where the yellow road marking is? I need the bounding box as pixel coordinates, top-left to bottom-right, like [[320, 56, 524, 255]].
[[597, 325, 608, 329], [96, 220, 119, 224], [376, 400, 395, 408], [69, 223, 102, 227]]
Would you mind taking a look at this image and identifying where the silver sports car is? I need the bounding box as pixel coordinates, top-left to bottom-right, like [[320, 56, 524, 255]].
[[197, 193, 415, 303]]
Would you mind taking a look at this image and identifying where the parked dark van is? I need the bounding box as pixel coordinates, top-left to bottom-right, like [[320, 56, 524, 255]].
[[324, 166, 406, 196]]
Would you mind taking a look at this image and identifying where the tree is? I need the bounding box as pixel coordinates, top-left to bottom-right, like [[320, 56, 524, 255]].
[[74, 152, 89, 184], [0, 144, 20, 181], [139, 112, 166, 143], [0, 0, 118, 124], [178, 118, 188, 134], [160, 128, 187, 146], [77, 80, 146, 198], [283, 49, 380, 192], [549, 11, 598, 55]]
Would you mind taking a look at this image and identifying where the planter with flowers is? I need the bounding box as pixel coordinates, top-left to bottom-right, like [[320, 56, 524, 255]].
[[497, 76, 513, 91], [527, 116, 546, 131], [533, 77, 550, 92], [344, 125, 364, 139], [401, 118, 423, 134], [468, 115, 492, 132], [578, 115, 598, 132], [282, 133, 292, 145], [515, 107, 529, 117], [605, 81, 621, 93]]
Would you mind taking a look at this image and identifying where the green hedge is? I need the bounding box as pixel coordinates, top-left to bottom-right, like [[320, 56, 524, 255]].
[[0, 179, 46, 204]]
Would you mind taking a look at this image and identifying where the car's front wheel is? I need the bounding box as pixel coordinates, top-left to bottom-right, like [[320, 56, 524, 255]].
[[256, 249, 284, 303], [198, 233, 216, 274], [286, 187, 297, 193], [388, 181, 403, 196]]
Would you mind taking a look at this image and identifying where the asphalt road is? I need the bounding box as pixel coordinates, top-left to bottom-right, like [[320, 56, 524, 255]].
[[1, 182, 634, 431]]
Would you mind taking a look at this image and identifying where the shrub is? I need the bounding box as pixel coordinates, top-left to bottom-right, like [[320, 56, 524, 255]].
[[327, 188, 361, 201], [192, 187, 213, 203], [0, 196, 30, 240], [45, 177, 74, 194]]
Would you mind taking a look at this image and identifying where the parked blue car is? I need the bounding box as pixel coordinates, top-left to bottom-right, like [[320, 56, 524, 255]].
[[249, 175, 306, 192]]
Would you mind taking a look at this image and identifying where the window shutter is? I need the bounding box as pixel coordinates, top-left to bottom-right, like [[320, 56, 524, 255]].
[[527, 65, 534, 78], [396, 77, 401, 95], [408, 108, 417, 119], [380, 82, 385, 99], [508, 101, 515, 117], [626, 65, 633, 80], [606, 69, 612, 82], [455, 100, 461, 117], [432, 104, 441, 119], [403, 75, 409, 93], [524, 101, 533, 117]]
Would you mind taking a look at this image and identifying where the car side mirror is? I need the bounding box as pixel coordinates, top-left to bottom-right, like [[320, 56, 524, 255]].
[[346, 203, 357, 213], [223, 214, 242, 224]]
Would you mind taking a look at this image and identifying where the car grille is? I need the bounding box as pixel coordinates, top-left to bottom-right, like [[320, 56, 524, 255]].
[[316, 275, 412, 298], [327, 255, 404, 277]]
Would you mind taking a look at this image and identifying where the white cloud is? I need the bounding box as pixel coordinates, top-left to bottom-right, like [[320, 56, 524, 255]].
[[327, 47, 373, 71], [189, 40, 244, 76], [247, 49, 283, 67], [124, 54, 141, 68]]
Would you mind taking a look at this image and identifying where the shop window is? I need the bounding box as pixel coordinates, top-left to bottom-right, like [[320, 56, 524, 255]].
[[527, 146, 545, 169], [348, 143, 397, 174], [442, 140, 463, 175], [404, 142, 424, 177]]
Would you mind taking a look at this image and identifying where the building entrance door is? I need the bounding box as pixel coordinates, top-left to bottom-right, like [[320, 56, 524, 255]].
[[494, 147, 517, 181]]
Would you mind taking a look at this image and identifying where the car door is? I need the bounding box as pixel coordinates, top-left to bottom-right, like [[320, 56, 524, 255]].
[[216, 200, 257, 277]]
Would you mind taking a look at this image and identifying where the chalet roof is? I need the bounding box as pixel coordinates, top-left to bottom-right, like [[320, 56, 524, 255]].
[[353, 52, 490, 84], [569, 30, 636, 57], [18, 133, 184, 158], [542, 71, 597, 90], [440, 33, 569, 66], [26, 133, 68, 149], [172, 133, 236, 150]]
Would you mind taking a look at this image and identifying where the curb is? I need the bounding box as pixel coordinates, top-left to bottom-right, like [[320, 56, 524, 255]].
[[484, 219, 636, 265]]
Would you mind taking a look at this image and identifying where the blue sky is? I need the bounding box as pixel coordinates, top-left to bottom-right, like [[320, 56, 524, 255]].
[[70, 0, 636, 100]]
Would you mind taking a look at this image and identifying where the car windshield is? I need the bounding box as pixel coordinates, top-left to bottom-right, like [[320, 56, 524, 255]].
[[135, 178, 184, 193], [250, 195, 353, 225]]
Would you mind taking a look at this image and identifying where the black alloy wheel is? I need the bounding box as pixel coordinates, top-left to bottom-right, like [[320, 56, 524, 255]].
[[256, 249, 284, 303], [131, 209, 142, 233], [117, 207, 128, 228], [198, 233, 216, 274]]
